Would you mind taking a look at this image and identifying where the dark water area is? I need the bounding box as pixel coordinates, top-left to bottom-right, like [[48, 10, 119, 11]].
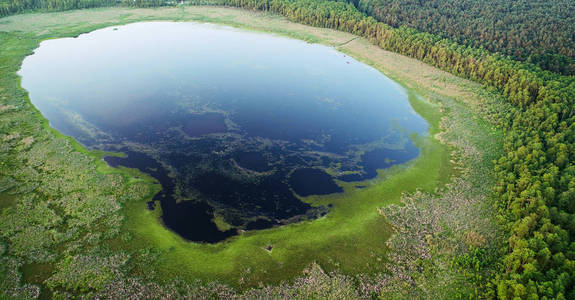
[[105, 151, 237, 242], [289, 168, 343, 197], [20, 22, 428, 243], [337, 140, 420, 182], [233, 151, 271, 172], [182, 113, 227, 137]]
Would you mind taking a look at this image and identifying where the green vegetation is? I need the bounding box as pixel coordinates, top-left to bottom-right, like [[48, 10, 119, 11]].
[[348, 0, 575, 75], [0, 0, 162, 16], [3, 0, 572, 298]]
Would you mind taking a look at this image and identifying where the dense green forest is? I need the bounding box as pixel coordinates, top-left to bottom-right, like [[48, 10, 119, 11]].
[[348, 0, 575, 75], [0, 0, 162, 14], [1, 0, 574, 299]]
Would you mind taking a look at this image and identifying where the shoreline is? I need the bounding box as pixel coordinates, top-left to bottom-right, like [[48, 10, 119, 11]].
[[0, 6, 501, 294]]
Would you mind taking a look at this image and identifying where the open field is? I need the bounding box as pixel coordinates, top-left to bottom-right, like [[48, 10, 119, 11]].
[[0, 6, 503, 298]]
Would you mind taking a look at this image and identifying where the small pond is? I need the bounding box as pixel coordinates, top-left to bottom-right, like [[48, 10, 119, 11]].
[[19, 22, 428, 243]]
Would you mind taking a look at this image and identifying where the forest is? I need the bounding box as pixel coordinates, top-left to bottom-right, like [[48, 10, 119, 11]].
[[348, 0, 575, 75], [0, 0, 574, 299]]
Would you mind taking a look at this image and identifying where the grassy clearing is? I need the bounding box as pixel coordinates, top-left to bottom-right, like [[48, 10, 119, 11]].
[[0, 6, 502, 296]]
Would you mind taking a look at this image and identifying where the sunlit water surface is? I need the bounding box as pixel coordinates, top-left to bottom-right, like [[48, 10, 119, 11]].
[[20, 22, 428, 242]]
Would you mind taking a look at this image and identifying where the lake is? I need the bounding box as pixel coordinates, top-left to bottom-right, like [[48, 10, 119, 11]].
[[19, 22, 428, 243]]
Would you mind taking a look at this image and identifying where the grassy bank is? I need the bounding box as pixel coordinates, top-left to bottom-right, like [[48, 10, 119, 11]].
[[0, 6, 502, 297]]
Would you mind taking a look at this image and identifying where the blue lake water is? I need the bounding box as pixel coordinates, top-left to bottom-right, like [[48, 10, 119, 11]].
[[19, 22, 428, 243]]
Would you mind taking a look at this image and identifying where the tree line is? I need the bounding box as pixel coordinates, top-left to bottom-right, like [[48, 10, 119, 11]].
[[0, 0, 168, 16], [347, 0, 575, 76], [3, 0, 574, 75], [2, 0, 574, 298]]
